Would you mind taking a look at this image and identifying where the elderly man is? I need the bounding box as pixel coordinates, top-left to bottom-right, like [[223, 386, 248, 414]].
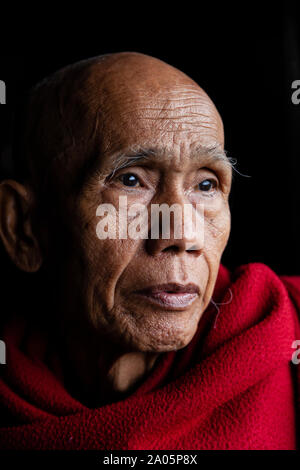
[[0, 52, 299, 450]]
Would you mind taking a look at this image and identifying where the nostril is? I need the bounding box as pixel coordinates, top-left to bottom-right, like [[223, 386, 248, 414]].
[[162, 245, 180, 253], [186, 241, 202, 252], [185, 242, 202, 257], [186, 245, 198, 252]]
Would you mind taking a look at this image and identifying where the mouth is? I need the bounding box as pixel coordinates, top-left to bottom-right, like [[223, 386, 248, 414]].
[[134, 283, 200, 310]]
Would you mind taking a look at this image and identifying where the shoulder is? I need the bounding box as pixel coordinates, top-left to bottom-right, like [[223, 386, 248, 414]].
[[216, 261, 300, 322], [218, 261, 291, 297], [219, 262, 300, 332], [221, 261, 300, 290]]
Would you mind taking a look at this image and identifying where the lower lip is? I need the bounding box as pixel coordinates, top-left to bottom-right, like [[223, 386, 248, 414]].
[[135, 291, 198, 309]]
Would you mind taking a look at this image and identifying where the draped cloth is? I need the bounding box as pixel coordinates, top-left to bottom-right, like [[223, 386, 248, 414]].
[[0, 262, 299, 450]]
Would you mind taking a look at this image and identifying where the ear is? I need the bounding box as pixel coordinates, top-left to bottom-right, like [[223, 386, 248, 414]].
[[0, 180, 43, 272]]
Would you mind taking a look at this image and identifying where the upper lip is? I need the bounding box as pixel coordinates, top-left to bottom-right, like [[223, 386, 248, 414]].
[[136, 283, 200, 295]]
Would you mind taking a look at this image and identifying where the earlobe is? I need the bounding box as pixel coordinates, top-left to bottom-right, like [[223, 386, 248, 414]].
[[0, 180, 43, 272]]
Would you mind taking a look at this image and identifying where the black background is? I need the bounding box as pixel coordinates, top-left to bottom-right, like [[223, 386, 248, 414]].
[[0, 5, 299, 290]]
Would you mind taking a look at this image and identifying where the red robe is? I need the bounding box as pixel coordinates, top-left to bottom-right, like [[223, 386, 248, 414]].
[[0, 262, 300, 450]]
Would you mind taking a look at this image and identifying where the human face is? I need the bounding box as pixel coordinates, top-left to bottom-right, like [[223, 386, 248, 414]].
[[53, 71, 232, 354]]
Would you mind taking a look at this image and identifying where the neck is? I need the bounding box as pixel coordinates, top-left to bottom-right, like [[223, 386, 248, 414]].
[[97, 350, 160, 404], [102, 351, 159, 393], [56, 323, 160, 407]]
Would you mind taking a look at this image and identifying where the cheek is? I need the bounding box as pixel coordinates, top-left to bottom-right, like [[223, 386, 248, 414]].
[[200, 205, 230, 303], [74, 194, 144, 292], [204, 202, 231, 254], [80, 226, 143, 318]]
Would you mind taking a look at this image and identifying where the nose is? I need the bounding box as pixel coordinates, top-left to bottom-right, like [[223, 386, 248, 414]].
[[145, 193, 204, 257]]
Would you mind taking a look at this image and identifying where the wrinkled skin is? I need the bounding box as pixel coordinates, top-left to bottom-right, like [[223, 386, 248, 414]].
[[0, 53, 232, 405]]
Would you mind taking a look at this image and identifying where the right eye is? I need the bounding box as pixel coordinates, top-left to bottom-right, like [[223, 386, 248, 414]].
[[118, 173, 141, 187]]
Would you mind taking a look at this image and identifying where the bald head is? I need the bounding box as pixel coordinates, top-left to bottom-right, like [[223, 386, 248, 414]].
[[20, 52, 224, 199]]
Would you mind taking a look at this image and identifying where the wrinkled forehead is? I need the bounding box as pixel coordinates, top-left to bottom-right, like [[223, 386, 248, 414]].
[[57, 57, 224, 151], [97, 81, 224, 160]]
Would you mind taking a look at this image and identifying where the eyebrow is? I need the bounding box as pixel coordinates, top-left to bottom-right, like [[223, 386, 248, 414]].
[[191, 144, 230, 165], [104, 143, 230, 181]]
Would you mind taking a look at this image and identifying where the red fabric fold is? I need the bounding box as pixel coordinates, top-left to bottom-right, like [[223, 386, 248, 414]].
[[0, 262, 299, 450]]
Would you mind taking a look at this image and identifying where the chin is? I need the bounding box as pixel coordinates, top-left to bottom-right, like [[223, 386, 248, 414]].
[[102, 302, 202, 353], [137, 337, 194, 353], [130, 323, 199, 353]]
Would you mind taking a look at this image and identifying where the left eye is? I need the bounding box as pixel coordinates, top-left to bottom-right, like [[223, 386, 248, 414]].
[[198, 179, 217, 192], [118, 173, 140, 187]]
